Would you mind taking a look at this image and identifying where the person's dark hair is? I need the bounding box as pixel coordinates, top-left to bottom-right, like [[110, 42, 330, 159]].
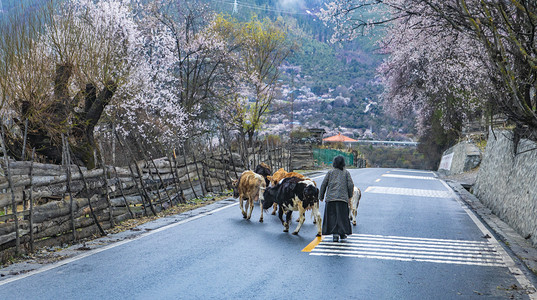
[[333, 155, 345, 170]]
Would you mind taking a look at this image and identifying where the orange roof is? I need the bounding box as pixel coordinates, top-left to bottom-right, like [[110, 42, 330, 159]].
[[322, 133, 358, 142]]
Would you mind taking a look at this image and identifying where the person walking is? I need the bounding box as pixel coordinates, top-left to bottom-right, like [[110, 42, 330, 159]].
[[319, 155, 354, 242]]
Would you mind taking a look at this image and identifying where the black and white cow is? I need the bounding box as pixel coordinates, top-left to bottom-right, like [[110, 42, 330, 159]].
[[262, 177, 322, 236]]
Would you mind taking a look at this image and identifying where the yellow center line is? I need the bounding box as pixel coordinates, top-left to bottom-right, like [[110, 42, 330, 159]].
[[302, 236, 323, 252], [375, 179, 381, 182]]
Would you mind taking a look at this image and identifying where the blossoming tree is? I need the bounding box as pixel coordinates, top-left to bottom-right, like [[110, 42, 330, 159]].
[[0, 0, 193, 167], [319, 0, 537, 141]]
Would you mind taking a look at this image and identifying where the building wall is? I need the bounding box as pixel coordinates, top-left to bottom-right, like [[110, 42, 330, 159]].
[[438, 142, 481, 176]]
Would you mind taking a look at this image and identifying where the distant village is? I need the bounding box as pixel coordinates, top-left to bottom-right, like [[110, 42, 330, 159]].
[[260, 83, 413, 145]]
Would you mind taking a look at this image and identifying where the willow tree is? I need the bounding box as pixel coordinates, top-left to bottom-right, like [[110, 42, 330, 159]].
[[0, 0, 195, 167], [0, 1, 136, 167]]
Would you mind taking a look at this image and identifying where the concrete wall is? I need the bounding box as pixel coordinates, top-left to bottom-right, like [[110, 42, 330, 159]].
[[473, 130, 537, 246], [438, 142, 481, 176]]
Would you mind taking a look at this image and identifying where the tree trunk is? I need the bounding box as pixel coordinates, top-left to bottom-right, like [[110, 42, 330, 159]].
[[10, 64, 117, 169]]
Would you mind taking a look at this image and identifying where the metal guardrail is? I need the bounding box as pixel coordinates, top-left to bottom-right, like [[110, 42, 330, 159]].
[[354, 140, 418, 147]]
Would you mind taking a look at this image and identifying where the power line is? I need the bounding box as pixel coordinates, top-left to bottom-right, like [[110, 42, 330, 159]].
[[215, 0, 313, 16]]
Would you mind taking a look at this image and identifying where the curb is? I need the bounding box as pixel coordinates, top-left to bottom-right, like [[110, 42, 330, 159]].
[[446, 180, 537, 278]]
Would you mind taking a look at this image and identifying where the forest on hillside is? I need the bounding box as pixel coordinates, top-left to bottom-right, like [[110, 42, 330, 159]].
[[0, 0, 414, 139], [204, 0, 415, 138], [0, 0, 434, 170]]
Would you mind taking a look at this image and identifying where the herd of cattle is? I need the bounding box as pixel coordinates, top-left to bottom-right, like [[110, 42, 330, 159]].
[[231, 163, 361, 237]]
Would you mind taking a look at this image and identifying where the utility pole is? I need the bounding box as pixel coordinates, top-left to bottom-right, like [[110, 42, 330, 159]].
[[233, 0, 238, 14], [290, 90, 294, 131], [290, 75, 296, 132]]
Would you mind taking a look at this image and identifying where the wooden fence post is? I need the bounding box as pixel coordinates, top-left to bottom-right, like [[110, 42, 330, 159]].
[[217, 138, 231, 189], [112, 165, 134, 218], [127, 163, 148, 217], [29, 148, 35, 253], [277, 144, 281, 170], [97, 147, 114, 228], [149, 154, 173, 208], [134, 140, 164, 210], [112, 122, 116, 165], [288, 145, 292, 171], [225, 141, 239, 179], [62, 134, 77, 242], [114, 130, 154, 216], [0, 127, 19, 255], [190, 143, 206, 195], [209, 140, 224, 193], [21, 119, 28, 161], [133, 161, 157, 216], [143, 157, 164, 210], [68, 142, 106, 236], [171, 150, 185, 204], [201, 143, 214, 194], [181, 146, 198, 200], [167, 152, 179, 205]]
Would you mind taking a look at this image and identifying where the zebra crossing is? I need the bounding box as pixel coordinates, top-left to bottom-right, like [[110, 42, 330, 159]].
[[381, 173, 438, 180], [364, 186, 451, 198], [306, 234, 506, 267], [390, 169, 437, 176]]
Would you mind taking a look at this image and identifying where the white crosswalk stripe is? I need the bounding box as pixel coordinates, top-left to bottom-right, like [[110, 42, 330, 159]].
[[390, 169, 437, 176], [309, 234, 506, 267], [382, 174, 437, 180], [364, 186, 451, 198]]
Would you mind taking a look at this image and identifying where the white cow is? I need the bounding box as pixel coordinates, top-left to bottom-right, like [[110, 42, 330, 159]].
[[349, 186, 361, 226]]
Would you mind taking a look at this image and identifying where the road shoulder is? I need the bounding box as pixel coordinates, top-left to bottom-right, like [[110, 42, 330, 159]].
[[446, 180, 537, 278]]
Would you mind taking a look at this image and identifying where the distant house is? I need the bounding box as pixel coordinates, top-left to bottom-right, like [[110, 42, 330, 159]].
[[308, 128, 326, 145], [322, 133, 358, 146]]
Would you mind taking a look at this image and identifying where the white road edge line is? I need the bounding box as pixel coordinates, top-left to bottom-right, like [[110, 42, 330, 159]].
[[439, 179, 537, 299], [0, 201, 239, 286]]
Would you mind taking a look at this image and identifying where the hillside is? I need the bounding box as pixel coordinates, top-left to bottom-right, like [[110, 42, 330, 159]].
[[207, 0, 414, 140], [0, 0, 43, 15]]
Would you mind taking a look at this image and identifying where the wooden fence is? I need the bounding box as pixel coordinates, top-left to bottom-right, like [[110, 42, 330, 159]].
[[0, 143, 292, 262]]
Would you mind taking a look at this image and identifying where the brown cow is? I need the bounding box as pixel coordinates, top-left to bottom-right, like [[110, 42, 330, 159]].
[[232, 170, 267, 222], [267, 168, 307, 186]]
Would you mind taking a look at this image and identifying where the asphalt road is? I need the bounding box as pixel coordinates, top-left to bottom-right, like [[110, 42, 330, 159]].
[[1, 168, 536, 299]]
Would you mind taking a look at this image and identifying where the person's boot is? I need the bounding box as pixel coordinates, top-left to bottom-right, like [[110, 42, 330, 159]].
[[332, 234, 339, 242], [340, 234, 347, 240]]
